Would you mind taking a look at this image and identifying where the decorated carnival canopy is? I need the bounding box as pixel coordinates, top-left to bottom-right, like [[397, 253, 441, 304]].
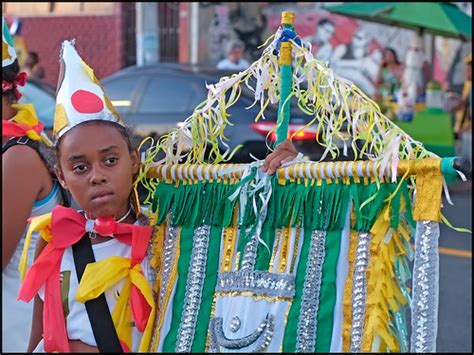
[[137, 11, 469, 353], [323, 2, 472, 40]]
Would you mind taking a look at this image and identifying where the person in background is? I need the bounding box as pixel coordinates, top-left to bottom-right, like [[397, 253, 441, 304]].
[[331, 28, 382, 97], [376, 47, 404, 100], [452, 53, 472, 171], [2, 16, 65, 352], [229, 3, 268, 61], [23, 51, 45, 80], [216, 40, 250, 71]]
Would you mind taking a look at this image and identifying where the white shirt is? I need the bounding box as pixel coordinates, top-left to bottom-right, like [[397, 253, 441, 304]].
[[216, 58, 250, 71], [33, 220, 154, 352]]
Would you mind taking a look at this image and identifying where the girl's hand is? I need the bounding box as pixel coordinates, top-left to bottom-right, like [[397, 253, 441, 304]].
[[262, 139, 299, 175]]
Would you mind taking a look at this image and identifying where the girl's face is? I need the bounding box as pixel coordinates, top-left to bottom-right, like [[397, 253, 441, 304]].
[[383, 50, 395, 64], [55, 121, 139, 219]]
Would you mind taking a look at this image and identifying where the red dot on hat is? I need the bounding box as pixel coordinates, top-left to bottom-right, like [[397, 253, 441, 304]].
[[71, 89, 104, 113]]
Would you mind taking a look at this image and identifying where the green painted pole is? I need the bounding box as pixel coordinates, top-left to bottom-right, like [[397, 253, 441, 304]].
[[275, 11, 295, 147]]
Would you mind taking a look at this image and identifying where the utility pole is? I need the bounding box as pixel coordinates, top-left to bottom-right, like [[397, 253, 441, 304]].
[[190, 2, 199, 65], [136, 2, 159, 66]]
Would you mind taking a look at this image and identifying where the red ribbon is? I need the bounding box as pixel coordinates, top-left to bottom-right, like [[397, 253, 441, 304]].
[[2, 120, 44, 138], [18, 205, 153, 352], [2, 71, 27, 100]]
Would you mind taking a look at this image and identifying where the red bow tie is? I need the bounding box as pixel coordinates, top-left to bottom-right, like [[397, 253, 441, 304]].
[[18, 205, 153, 352]]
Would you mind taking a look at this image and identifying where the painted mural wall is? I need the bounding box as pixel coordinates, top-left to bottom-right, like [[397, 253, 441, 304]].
[[203, 2, 471, 95]]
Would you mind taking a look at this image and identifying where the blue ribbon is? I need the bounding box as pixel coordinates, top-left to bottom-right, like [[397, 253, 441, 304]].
[[273, 28, 302, 57]]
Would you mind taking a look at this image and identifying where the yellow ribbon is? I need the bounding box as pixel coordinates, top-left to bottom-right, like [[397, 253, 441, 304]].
[[342, 229, 358, 352], [11, 103, 52, 147], [440, 213, 472, 234], [18, 212, 52, 281], [75, 256, 156, 352], [361, 202, 409, 352]]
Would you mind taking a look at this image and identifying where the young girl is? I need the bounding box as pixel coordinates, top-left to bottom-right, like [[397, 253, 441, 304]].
[[18, 40, 156, 353], [2, 17, 65, 352], [18, 39, 298, 353]]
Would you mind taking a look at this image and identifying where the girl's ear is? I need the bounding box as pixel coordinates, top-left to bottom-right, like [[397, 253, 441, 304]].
[[54, 164, 67, 190], [130, 149, 140, 175]]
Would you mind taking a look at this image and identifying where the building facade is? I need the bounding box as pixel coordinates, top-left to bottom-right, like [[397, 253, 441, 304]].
[[3, 2, 471, 91]]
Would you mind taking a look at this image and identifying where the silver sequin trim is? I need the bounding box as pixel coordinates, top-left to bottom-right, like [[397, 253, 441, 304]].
[[175, 225, 211, 352], [209, 313, 275, 352], [216, 271, 295, 298], [158, 226, 179, 309], [241, 229, 259, 271], [410, 221, 439, 353], [230, 316, 242, 333], [296, 230, 327, 352], [350, 231, 371, 352], [150, 225, 179, 350], [137, 213, 157, 287]]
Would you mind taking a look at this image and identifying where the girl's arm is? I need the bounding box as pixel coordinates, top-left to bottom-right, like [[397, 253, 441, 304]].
[[26, 230, 100, 353], [2, 146, 53, 269], [27, 295, 44, 352], [262, 139, 298, 175], [27, 237, 48, 352]]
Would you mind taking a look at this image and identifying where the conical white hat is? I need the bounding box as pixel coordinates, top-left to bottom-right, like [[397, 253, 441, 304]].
[[2, 16, 17, 68], [53, 39, 124, 141]]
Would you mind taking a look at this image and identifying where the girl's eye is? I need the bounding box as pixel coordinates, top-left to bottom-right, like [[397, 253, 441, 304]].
[[72, 164, 88, 173], [105, 157, 118, 165]]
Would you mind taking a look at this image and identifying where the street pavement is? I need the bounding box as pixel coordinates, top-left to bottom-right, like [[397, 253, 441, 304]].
[[437, 180, 472, 352]]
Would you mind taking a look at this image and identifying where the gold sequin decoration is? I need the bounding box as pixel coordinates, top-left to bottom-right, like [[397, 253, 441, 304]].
[[269, 229, 282, 271], [234, 252, 241, 272], [278, 226, 291, 273], [221, 206, 239, 272], [289, 227, 301, 274], [342, 228, 359, 352], [214, 291, 293, 303]]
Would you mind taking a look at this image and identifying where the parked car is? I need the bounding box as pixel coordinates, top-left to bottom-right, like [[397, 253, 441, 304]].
[[18, 78, 56, 130], [101, 63, 330, 163]]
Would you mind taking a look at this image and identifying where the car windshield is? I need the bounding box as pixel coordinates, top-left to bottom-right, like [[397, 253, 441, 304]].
[[18, 81, 56, 129], [102, 75, 141, 114]]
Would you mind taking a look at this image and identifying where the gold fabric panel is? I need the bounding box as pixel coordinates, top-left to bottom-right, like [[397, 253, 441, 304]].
[[412, 158, 443, 222]]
